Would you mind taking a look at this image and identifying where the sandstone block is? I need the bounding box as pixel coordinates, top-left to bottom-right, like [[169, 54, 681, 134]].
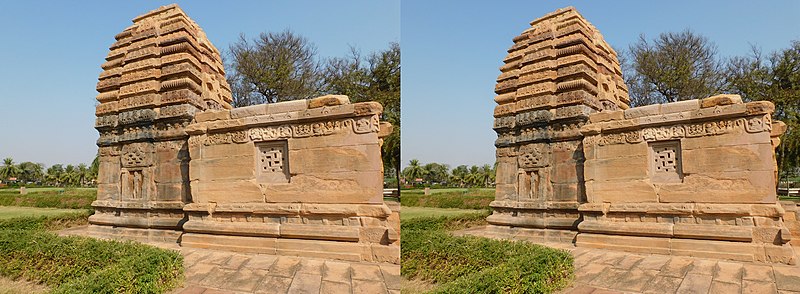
[[589, 110, 623, 123], [288, 144, 381, 174], [584, 155, 648, 181], [682, 144, 775, 173], [624, 104, 661, 119], [195, 109, 230, 122], [700, 94, 742, 108], [657, 171, 776, 203], [586, 179, 657, 203], [191, 179, 262, 203], [308, 95, 350, 108], [660, 99, 699, 114], [190, 155, 254, 181], [230, 104, 267, 119], [263, 99, 308, 114], [262, 171, 382, 204]]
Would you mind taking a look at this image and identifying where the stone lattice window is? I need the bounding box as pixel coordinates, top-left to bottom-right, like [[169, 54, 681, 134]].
[[256, 141, 289, 183], [649, 141, 682, 183]]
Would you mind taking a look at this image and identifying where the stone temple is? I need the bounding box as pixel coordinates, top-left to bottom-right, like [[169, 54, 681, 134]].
[[477, 7, 795, 264], [88, 4, 398, 264]]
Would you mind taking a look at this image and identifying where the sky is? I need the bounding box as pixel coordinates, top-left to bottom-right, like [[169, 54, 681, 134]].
[[0, 0, 399, 166], [401, 0, 800, 168]]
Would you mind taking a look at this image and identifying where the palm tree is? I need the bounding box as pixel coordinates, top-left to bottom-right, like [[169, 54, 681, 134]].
[[0, 157, 21, 182], [481, 164, 494, 187], [77, 164, 89, 187], [403, 159, 427, 185], [90, 155, 100, 184], [18, 162, 44, 184], [46, 164, 64, 186]]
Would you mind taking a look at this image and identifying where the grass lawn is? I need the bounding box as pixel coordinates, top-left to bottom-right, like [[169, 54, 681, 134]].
[[401, 187, 495, 210], [401, 210, 574, 293], [402, 188, 495, 195], [0, 188, 96, 210], [401, 206, 486, 220], [0, 206, 87, 220], [0, 212, 183, 293]]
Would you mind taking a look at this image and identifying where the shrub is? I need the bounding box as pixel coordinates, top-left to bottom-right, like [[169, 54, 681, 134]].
[[0, 213, 183, 293], [401, 212, 574, 293], [401, 189, 494, 210], [0, 188, 95, 209]]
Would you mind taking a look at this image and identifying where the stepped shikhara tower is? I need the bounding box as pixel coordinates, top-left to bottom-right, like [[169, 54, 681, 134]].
[[489, 7, 629, 241], [90, 4, 232, 241]]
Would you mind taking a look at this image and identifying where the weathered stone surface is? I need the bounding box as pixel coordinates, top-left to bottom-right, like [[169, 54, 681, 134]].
[[700, 94, 743, 108], [91, 4, 232, 241], [490, 6, 629, 244], [89, 4, 396, 265], [308, 95, 350, 108]]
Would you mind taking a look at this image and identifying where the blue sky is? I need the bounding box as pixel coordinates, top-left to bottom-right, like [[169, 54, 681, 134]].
[[401, 0, 800, 168], [0, 1, 399, 166]]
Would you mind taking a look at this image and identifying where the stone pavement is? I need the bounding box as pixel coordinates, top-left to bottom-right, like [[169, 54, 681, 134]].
[[171, 247, 400, 294], [560, 246, 800, 294]]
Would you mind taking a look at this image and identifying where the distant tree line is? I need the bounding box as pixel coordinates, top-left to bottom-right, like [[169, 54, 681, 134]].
[[622, 30, 799, 181], [0, 157, 98, 187], [401, 159, 496, 188]]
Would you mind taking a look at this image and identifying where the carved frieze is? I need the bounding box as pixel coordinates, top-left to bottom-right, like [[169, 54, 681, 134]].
[[594, 115, 773, 146], [119, 109, 157, 125]]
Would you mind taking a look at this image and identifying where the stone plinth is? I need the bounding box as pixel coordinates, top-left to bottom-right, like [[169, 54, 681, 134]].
[[180, 95, 399, 263], [89, 4, 232, 242], [488, 6, 628, 241], [577, 95, 794, 264]]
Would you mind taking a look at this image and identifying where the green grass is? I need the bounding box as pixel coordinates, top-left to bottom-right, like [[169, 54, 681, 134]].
[[401, 211, 573, 293], [0, 212, 183, 293], [401, 188, 495, 210], [0, 206, 87, 220], [402, 188, 495, 195], [401, 206, 487, 220], [0, 188, 96, 210]]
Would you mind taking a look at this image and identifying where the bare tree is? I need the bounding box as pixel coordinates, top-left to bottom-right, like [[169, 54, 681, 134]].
[[626, 30, 726, 105], [227, 30, 323, 106]]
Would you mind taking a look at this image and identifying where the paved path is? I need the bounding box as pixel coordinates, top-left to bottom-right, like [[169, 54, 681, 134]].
[[171, 247, 400, 294], [457, 227, 800, 294], [560, 246, 800, 294]]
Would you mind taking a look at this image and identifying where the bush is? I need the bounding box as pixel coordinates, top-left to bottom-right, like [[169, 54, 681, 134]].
[[401, 189, 494, 210], [0, 188, 95, 209], [0, 213, 183, 293], [401, 212, 574, 293]]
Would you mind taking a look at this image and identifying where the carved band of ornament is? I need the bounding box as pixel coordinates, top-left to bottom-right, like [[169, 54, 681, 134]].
[[118, 109, 157, 125], [96, 77, 120, 91], [98, 146, 121, 157], [517, 82, 555, 98], [192, 116, 380, 146], [121, 68, 160, 85], [160, 104, 196, 118], [117, 94, 157, 110], [124, 46, 159, 62], [95, 115, 118, 128], [154, 140, 186, 151], [593, 115, 773, 146]]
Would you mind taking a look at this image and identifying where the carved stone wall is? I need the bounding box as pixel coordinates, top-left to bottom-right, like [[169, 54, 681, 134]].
[[488, 6, 628, 242], [181, 95, 398, 263], [89, 4, 232, 242], [577, 94, 794, 264], [480, 7, 795, 264]]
